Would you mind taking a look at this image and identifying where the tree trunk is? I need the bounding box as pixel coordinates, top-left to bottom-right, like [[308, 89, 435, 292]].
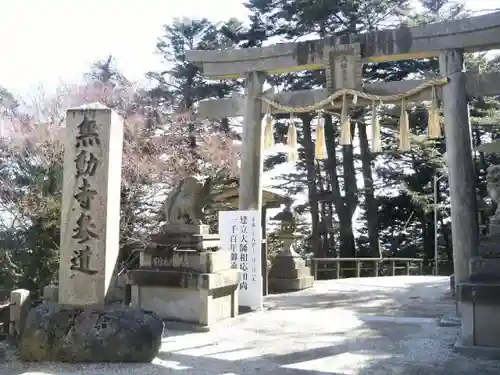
[[324, 114, 356, 257], [442, 219, 453, 268], [318, 164, 336, 255], [357, 121, 379, 257], [419, 211, 433, 263], [300, 114, 322, 256]]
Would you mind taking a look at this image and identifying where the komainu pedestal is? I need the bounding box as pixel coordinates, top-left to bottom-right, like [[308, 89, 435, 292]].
[[128, 225, 240, 327], [457, 164, 500, 357], [268, 205, 314, 293], [128, 178, 240, 328]]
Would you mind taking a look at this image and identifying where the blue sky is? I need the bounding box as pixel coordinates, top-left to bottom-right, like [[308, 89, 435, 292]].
[[0, 0, 497, 96]]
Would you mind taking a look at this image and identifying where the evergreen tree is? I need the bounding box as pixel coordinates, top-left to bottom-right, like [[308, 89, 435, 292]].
[[147, 18, 244, 176], [244, 0, 432, 259]]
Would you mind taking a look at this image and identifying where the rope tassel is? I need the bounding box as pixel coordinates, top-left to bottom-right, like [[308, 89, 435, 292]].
[[287, 117, 298, 162], [315, 115, 327, 160], [399, 100, 410, 152], [340, 94, 351, 145], [371, 101, 382, 153], [427, 85, 441, 138], [263, 113, 275, 150]]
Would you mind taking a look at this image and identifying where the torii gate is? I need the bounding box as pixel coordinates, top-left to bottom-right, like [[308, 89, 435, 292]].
[[186, 12, 500, 300]]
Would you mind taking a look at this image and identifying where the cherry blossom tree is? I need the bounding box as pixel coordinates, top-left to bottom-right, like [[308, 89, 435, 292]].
[[0, 78, 239, 294]]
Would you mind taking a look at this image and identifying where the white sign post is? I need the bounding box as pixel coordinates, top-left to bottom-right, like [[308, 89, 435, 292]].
[[219, 210, 263, 310]]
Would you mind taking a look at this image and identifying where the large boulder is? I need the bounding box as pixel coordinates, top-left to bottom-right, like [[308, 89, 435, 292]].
[[19, 303, 164, 362]]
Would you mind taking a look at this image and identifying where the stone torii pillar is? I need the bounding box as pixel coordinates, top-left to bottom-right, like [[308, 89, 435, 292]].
[[240, 71, 266, 212], [439, 49, 478, 293]]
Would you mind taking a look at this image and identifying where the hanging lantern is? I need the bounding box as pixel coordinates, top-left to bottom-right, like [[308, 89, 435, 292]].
[[340, 94, 351, 145], [371, 101, 382, 153], [315, 114, 327, 160], [399, 100, 410, 152], [263, 113, 275, 150], [427, 85, 441, 138]]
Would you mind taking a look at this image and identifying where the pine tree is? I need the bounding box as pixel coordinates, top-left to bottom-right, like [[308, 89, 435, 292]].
[[244, 0, 431, 259]]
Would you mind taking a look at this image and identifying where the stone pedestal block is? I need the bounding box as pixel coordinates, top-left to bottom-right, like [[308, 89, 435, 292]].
[[268, 254, 314, 293], [470, 257, 500, 282], [149, 225, 220, 251], [42, 284, 59, 302], [141, 248, 230, 273], [128, 250, 240, 328], [129, 267, 240, 326], [455, 282, 500, 358]]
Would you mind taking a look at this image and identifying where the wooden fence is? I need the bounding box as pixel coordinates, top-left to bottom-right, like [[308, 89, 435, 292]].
[[311, 257, 424, 280]]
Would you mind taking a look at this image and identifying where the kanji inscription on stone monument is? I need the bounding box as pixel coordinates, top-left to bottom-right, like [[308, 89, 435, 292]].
[[59, 104, 124, 306], [76, 116, 101, 148], [70, 245, 98, 275], [69, 118, 101, 276], [74, 179, 97, 210], [75, 150, 100, 177]]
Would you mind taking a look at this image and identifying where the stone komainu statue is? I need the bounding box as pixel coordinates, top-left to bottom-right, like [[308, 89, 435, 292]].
[[486, 164, 500, 235], [162, 177, 212, 225]]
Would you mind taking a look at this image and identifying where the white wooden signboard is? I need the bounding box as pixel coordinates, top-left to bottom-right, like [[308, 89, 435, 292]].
[[219, 210, 263, 310]]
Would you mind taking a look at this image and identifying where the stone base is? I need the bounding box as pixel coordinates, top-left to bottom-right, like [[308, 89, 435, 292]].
[[477, 234, 500, 257], [269, 276, 314, 293], [20, 303, 163, 362], [128, 268, 240, 327], [439, 313, 461, 327], [268, 254, 314, 293], [140, 249, 230, 273], [42, 284, 59, 302], [454, 340, 500, 359], [470, 256, 500, 282], [162, 224, 210, 235], [457, 282, 500, 355], [148, 225, 219, 251]]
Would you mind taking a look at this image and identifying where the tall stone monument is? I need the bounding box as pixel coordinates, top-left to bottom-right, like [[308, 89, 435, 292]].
[[20, 104, 164, 363], [58, 104, 123, 306]]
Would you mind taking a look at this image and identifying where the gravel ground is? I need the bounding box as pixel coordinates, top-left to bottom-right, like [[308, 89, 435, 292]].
[[3, 276, 500, 375]]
